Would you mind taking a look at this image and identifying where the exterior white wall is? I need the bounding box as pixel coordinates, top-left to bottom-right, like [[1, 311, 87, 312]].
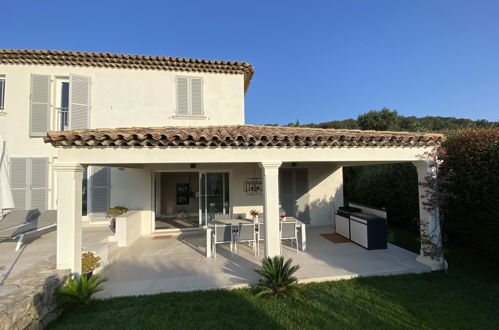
[[0, 63, 245, 211], [115, 210, 150, 247], [113, 162, 344, 229]]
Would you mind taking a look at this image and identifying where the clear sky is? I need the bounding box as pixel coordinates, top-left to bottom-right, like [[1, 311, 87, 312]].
[[3, 0, 499, 124]]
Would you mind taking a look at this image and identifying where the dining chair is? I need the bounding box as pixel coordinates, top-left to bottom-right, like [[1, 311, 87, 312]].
[[212, 224, 233, 259], [280, 221, 298, 253], [236, 223, 257, 255]]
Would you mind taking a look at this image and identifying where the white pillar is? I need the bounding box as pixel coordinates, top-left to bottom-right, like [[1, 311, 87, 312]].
[[54, 164, 84, 274], [413, 161, 447, 270], [259, 161, 282, 258]]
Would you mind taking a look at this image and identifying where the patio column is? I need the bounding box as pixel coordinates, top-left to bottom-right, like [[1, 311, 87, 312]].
[[53, 164, 84, 274], [259, 161, 282, 258], [413, 161, 447, 270]]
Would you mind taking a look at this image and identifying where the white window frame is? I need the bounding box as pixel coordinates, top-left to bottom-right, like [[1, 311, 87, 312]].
[[52, 77, 70, 131], [174, 76, 205, 118], [0, 75, 6, 112]]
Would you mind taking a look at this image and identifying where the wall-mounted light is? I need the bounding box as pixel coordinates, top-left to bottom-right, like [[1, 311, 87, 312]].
[[291, 162, 297, 167], [190, 163, 196, 169]]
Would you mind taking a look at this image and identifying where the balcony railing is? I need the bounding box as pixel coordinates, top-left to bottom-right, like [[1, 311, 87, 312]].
[[57, 107, 69, 131]]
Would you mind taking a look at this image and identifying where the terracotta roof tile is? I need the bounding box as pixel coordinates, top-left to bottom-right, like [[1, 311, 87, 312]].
[[0, 49, 255, 93], [43, 125, 444, 148]]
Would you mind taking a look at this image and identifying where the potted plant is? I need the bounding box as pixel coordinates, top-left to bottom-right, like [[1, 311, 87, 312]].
[[106, 206, 128, 231], [250, 209, 259, 223], [81, 251, 101, 279]]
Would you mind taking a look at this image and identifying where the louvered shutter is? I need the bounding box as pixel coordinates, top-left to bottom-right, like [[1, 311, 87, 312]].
[[69, 74, 90, 129], [10, 158, 28, 210], [190, 78, 203, 116], [279, 169, 295, 219], [176, 77, 189, 116], [90, 166, 109, 219], [30, 158, 48, 211], [30, 75, 50, 136]]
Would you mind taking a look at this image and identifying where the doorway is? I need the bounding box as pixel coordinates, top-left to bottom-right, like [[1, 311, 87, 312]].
[[154, 171, 230, 230]]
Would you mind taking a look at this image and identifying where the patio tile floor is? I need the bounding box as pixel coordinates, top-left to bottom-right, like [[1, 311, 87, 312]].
[[97, 226, 430, 298]]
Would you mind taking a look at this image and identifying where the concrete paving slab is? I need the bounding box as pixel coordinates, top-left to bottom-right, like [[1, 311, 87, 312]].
[[96, 226, 430, 298]]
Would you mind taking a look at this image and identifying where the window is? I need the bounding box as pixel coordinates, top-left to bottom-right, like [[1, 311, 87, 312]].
[[55, 79, 70, 131], [176, 76, 204, 117], [0, 76, 5, 111]]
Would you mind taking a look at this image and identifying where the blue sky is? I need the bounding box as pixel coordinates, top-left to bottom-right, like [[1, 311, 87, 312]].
[[3, 0, 498, 124]]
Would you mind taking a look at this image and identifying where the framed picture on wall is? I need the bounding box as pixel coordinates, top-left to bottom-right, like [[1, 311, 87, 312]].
[[176, 183, 190, 205]]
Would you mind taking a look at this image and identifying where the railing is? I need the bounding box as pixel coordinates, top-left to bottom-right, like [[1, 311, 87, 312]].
[[56, 107, 69, 131]]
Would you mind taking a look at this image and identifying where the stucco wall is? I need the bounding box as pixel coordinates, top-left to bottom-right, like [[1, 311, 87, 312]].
[[132, 162, 343, 229], [0, 63, 245, 211]]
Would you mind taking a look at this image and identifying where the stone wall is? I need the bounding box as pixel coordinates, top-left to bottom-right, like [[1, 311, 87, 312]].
[[0, 257, 69, 330]]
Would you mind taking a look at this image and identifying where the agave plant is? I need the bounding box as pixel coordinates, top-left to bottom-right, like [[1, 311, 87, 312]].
[[254, 256, 300, 298], [57, 274, 106, 308]]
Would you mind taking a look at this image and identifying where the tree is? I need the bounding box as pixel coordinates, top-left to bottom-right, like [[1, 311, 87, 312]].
[[357, 108, 399, 131]]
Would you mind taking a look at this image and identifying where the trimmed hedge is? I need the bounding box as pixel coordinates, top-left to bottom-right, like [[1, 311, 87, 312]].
[[439, 128, 499, 261]]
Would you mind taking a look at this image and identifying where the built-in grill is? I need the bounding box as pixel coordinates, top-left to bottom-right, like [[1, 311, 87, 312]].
[[335, 205, 387, 250]]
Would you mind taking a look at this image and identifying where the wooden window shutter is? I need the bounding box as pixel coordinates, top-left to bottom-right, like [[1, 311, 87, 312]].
[[190, 77, 203, 116], [9, 158, 28, 210], [30, 158, 48, 211], [29, 74, 51, 136], [89, 166, 110, 219], [176, 77, 189, 116], [69, 74, 91, 129]]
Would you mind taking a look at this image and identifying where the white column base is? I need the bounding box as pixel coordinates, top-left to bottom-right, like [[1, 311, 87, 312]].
[[416, 255, 448, 271]]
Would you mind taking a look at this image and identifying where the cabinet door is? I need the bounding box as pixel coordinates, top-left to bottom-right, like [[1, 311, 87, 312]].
[[335, 215, 350, 238], [350, 219, 368, 248]]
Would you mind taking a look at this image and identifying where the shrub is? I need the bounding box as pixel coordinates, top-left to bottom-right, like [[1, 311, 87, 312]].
[[81, 251, 101, 274], [106, 206, 128, 217], [438, 128, 499, 261], [254, 256, 300, 298], [57, 274, 106, 308]]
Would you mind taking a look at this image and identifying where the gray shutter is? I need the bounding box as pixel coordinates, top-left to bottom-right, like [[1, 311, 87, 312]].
[[90, 166, 109, 219], [10, 158, 28, 210], [69, 74, 90, 129], [30, 158, 48, 211], [176, 77, 189, 116], [30, 74, 50, 136], [190, 77, 203, 116]]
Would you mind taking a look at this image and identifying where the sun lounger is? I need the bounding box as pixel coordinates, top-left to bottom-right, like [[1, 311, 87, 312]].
[[0, 210, 57, 251]]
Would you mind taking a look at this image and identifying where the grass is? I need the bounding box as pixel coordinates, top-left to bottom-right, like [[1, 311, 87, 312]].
[[48, 227, 499, 330]]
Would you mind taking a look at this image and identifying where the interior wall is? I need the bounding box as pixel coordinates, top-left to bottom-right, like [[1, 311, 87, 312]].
[[160, 172, 199, 216]]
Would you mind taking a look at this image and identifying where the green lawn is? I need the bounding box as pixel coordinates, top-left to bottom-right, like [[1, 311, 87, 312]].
[[48, 228, 499, 330]]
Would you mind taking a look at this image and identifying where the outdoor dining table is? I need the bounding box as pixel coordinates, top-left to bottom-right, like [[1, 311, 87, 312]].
[[205, 217, 307, 257]]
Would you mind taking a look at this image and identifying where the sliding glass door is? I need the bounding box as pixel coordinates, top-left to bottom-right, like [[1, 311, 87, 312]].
[[199, 172, 230, 225]]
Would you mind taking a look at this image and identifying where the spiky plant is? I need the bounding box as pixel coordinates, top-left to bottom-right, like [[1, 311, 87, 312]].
[[254, 256, 300, 298], [57, 274, 106, 308]]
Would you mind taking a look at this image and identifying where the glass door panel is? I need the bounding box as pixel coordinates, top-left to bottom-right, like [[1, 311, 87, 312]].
[[199, 172, 229, 225]]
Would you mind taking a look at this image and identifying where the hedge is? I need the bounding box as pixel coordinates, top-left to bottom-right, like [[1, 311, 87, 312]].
[[439, 128, 499, 261]]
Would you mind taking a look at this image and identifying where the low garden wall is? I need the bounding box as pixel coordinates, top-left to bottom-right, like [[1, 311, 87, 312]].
[[0, 257, 69, 330], [115, 210, 150, 247]]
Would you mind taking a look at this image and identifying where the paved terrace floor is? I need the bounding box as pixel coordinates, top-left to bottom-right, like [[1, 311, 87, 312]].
[[0, 223, 112, 284], [97, 226, 431, 298]]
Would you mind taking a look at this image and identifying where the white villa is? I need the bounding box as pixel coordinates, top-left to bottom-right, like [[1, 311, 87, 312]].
[[0, 49, 445, 286]]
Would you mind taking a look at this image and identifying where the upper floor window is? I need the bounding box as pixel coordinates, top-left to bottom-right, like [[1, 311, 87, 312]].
[[176, 76, 204, 117], [0, 76, 5, 111], [55, 78, 70, 131]]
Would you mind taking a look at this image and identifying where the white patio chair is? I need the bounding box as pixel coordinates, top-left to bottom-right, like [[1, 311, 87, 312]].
[[280, 221, 298, 253], [236, 223, 257, 255], [257, 222, 265, 256], [212, 224, 233, 259]]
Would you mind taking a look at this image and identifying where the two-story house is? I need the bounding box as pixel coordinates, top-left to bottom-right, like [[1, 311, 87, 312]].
[[0, 49, 445, 274]]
